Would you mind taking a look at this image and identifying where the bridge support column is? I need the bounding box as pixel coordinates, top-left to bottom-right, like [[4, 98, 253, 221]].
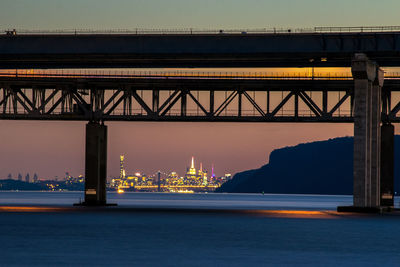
[[381, 123, 395, 207], [371, 68, 384, 206], [339, 53, 384, 212], [77, 121, 109, 206]]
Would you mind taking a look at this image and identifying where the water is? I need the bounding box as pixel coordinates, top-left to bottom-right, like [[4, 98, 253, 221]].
[[0, 192, 400, 266], [0, 191, 354, 209]]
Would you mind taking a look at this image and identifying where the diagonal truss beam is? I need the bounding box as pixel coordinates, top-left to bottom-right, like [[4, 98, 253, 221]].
[[16, 89, 35, 112], [37, 89, 59, 113], [269, 92, 294, 117], [0, 90, 10, 107], [214, 91, 238, 116], [46, 92, 66, 114], [242, 91, 266, 117], [297, 91, 323, 117], [160, 91, 183, 116], [100, 89, 122, 113], [105, 91, 126, 115], [188, 91, 208, 115], [157, 90, 180, 115], [131, 90, 153, 115], [329, 92, 350, 115]]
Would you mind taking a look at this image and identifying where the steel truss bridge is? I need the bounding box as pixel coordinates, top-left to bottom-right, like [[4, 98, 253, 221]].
[[1, 72, 400, 123]]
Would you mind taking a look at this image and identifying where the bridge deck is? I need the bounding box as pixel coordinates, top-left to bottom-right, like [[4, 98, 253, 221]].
[[1, 29, 400, 68]]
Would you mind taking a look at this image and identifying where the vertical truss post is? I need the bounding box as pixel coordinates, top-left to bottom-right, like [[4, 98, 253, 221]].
[[11, 86, 18, 114], [322, 91, 328, 116], [209, 90, 214, 116], [181, 89, 187, 116], [153, 89, 159, 114], [238, 89, 242, 117], [123, 87, 132, 116]]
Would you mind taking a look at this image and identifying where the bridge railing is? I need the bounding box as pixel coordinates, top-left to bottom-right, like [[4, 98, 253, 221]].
[[0, 69, 354, 80], [4, 26, 400, 35], [314, 26, 400, 33], [3, 28, 312, 35]]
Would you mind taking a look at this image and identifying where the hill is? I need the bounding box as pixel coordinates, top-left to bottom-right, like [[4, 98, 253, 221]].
[[217, 137, 400, 195]]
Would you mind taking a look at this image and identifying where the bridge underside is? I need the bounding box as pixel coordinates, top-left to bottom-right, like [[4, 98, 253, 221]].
[[1, 31, 400, 68]]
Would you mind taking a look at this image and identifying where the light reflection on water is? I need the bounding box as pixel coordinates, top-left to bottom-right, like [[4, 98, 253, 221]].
[[0, 191, 356, 210]]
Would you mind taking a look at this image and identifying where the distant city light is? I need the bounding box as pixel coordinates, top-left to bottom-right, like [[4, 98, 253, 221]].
[[110, 156, 232, 193]]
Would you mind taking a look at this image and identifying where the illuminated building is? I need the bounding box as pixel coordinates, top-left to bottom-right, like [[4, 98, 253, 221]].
[[211, 164, 216, 178], [187, 157, 196, 176], [185, 157, 198, 185], [169, 172, 178, 179], [202, 171, 208, 186], [198, 162, 203, 177], [120, 155, 126, 179]]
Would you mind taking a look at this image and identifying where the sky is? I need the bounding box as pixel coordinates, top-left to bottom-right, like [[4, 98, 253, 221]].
[[0, 0, 399, 180], [1, 0, 400, 30]]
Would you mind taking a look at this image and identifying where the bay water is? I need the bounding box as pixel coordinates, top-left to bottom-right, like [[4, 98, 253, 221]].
[[0, 192, 399, 266]]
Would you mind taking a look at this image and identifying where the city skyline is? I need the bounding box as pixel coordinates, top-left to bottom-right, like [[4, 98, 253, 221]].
[[0, 120, 354, 180]]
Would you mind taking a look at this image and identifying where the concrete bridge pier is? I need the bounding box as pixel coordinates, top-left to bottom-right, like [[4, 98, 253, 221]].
[[75, 121, 109, 206], [339, 53, 390, 212], [352, 53, 380, 209], [381, 123, 395, 207]]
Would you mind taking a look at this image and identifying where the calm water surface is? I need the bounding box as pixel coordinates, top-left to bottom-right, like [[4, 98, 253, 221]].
[[0, 192, 399, 266]]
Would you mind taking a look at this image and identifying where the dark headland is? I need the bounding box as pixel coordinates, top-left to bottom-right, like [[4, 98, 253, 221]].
[[217, 137, 400, 195]]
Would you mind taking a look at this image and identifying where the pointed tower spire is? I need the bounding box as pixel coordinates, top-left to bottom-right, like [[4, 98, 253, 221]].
[[188, 156, 196, 176]]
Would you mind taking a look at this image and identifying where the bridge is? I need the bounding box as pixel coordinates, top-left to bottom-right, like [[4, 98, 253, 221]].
[[1, 71, 400, 123], [1, 27, 400, 211], [1, 26, 400, 68]]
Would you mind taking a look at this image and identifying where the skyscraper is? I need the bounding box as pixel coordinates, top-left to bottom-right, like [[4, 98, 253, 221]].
[[25, 174, 30, 183], [33, 173, 38, 183], [211, 164, 216, 178], [7, 173, 12, 180], [188, 157, 196, 176], [198, 162, 203, 177], [18, 173, 22, 181], [120, 155, 126, 179]]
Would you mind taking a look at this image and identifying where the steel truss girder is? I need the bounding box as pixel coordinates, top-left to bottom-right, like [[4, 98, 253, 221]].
[[0, 79, 399, 123]]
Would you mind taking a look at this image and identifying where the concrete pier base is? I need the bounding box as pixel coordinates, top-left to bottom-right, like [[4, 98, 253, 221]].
[[75, 122, 114, 206], [337, 206, 389, 213]]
